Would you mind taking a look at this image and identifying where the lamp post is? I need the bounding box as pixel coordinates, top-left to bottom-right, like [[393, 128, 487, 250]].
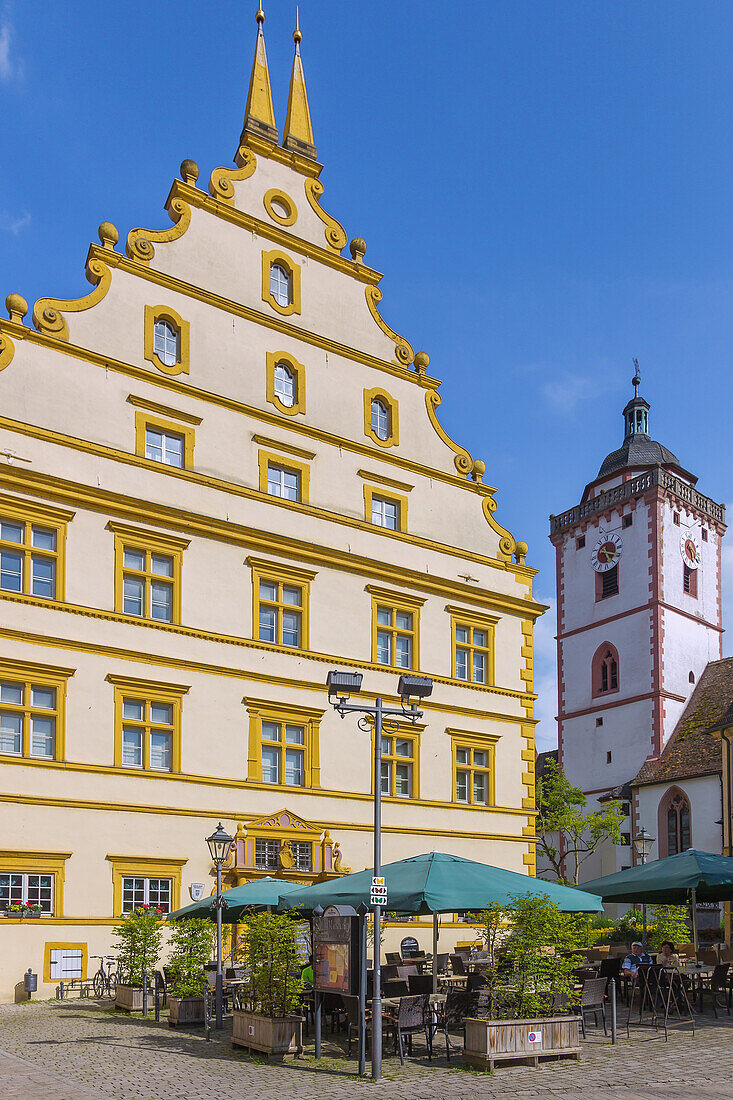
[[326, 669, 433, 1081], [206, 822, 234, 1030], [632, 826, 655, 949]]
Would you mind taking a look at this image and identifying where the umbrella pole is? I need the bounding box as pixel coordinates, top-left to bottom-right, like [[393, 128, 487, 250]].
[[691, 888, 698, 952], [432, 913, 439, 994]]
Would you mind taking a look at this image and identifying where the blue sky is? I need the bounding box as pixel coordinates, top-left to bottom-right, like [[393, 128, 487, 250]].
[[1, 1, 732, 750]]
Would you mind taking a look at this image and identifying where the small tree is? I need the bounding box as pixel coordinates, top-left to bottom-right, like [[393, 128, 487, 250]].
[[472, 893, 582, 1020], [167, 917, 217, 999], [238, 911, 304, 1018], [536, 757, 624, 884], [112, 905, 164, 986], [650, 904, 690, 949]]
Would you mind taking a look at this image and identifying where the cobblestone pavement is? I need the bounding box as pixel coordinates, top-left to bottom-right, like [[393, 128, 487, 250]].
[[0, 999, 731, 1100]]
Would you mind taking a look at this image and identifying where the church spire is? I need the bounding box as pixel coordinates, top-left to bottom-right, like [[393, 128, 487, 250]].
[[282, 6, 317, 160], [240, 3, 279, 147], [623, 359, 650, 439]]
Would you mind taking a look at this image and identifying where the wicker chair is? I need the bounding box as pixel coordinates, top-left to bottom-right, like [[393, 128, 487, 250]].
[[383, 994, 432, 1064], [578, 976, 607, 1038], [407, 974, 433, 995], [698, 963, 731, 1017], [385, 952, 402, 966], [450, 953, 467, 976]]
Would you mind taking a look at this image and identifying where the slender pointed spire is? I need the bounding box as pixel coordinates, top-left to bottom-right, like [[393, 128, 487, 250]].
[[240, 3, 279, 147], [283, 6, 317, 160]]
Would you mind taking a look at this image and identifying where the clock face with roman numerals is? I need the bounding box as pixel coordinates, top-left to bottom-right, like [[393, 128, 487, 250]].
[[681, 534, 701, 569], [591, 532, 623, 573]]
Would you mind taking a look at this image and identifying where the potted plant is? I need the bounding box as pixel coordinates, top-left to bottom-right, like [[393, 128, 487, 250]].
[[462, 893, 583, 1072], [167, 917, 216, 1027], [112, 904, 164, 1011], [4, 902, 43, 918], [232, 911, 304, 1060]]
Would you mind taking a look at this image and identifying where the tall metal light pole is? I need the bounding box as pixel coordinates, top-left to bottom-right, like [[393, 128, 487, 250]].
[[632, 826, 655, 948], [326, 670, 433, 1081], [206, 822, 234, 1030]]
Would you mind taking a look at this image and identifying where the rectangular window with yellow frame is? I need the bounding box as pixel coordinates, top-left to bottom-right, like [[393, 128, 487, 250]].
[[447, 606, 498, 685], [257, 448, 310, 505], [0, 850, 71, 916], [107, 674, 188, 774], [379, 727, 421, 799], [108, 522, 189, 625], [245, 697, 324, 789], [363, 484, 408, 533], [0, 495, 73, 602], [0, 657, 73, 762], [367, 585, 424, 670], [134, 411, 195, 470], [107, 855, 186, 917], [449, 730, 498, 807], [248, 557, 315, 651]]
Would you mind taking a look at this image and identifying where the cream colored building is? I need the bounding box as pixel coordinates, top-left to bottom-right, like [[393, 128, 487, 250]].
[[0, 13, 543, 1002]]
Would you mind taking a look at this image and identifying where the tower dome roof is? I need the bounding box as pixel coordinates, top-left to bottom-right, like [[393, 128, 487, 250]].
[[597, 366, 684, 479]]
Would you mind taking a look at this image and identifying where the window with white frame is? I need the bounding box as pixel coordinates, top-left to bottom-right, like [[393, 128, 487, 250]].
[[122, 547, 174, 622], [257, 579, 302, 648], [380, 733, 415, 797], [454, 623, 490, 684], [261, 721, 305, 786], [371, 398, 390, 441], [0, 871, 54, 912], [121, 876, 172, 913], [255, 838, 279, 871], [273, 363, 296, 408], [371, 496, 399, 530], [270, 264, 291, 308], [153, 320, 179, 367], [0, 517, 57, 598], [0, 679, 57, 759], [376, 606, 413, 668], [121, 697, 174, 771], [144, 427, 185, 468], [266, 463, 301, 502], [48, 948, 84, 980], [455, 746, 491, 805]]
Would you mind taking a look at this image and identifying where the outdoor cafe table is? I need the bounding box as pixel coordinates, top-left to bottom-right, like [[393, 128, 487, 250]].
[[678, 962, 715, 1009]]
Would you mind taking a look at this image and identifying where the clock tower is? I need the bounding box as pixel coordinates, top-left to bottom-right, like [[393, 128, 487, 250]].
[[549, 371, 726, 880]]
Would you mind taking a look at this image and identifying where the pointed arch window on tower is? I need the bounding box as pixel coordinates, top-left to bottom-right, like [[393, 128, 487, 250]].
[[273, 362, 296, 408], [270, 264, 291, 308], [592, 643, 619, 697], [153, 320, 179, 368], [371, 398, 390, 441], [661, 789, 691, 856]]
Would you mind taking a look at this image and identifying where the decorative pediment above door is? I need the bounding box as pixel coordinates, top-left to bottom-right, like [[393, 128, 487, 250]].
[[223, 808, 351, 886]]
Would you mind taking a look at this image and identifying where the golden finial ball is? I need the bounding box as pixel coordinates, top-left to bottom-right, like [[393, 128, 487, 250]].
[[473, 459, 486, 476], [98, 222, 119, 249], [180, 159, 199, 185], [414, 351, 430, 373], [349, 237, 367, 261], [5, 293, 28, 321], [515, 541, 529, 561], [293, 27, 302, 44], [256, 4, 265, 25]]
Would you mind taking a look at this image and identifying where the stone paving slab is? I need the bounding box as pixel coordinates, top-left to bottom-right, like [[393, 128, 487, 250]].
[[0, 1000, 731, 1099]]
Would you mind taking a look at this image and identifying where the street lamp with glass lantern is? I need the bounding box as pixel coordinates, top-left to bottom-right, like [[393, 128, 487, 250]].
[[326, 669, 432, 1081], [206, 822, 234, 1029], [632, 826, 655, 948]]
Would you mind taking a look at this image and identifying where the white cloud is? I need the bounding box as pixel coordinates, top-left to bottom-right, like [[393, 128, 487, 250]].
[[0, 11, 23, 83], [541, 372, 610, 414], [532, 593, 559, 752], [0, 210, 30, 234]]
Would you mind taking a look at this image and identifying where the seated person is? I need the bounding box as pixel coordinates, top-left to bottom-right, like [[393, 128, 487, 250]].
[[622, 942, 653, 974], [658, 940, 681, 968], [300, 955, 314, 988]]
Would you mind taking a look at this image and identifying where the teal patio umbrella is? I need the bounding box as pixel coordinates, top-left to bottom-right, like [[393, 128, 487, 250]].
[[579, 849, 733, 948], [168, 876, 304, 922]]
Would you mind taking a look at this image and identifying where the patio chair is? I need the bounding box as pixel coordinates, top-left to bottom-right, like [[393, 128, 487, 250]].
[[381, 964, 399, 981], [340, 994, 370, 1057], [450, 953, 467, 976], [719, 948, 733, 963], [436, 952, 450, 973], [407, 974, 433, 995], [467, 970, 491, 991], [599, 957, 622, 985], [697, 949, 718, 966], [397, 965, 419, 980], [383, 994, 432, 1064], [385, 952, 402, 967], [697, 963, 731, 1018], [578, 976, 607, 1038], [439, 988, 474, 1061], [382, 979, 410, 998]]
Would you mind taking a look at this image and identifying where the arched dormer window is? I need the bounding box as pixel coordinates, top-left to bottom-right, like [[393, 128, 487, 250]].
[[153, 320, 179, 368], [689, 671, 695, 684], [659, 787, 691, 857], [371, 398, 390, 441], [273, 362, 295, 408], [592, 642, 619, 697], [270, 263, 291, 308]]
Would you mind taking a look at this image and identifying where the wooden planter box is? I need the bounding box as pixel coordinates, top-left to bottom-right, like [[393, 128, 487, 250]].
[[464, 1015, 581, 1072], [114, 984, 152, 1012], [168, 996, 205, 1027], [232, 1010, 303, 1060]]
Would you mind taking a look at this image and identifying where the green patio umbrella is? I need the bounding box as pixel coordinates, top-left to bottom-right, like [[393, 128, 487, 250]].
[[168, 876, 304, 922], [278, 852, 603, 914], [579, 849, 733, 948]]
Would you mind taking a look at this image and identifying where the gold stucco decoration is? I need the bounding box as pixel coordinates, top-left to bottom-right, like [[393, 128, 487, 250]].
[[0, 332, 15, 371], [365, 286, 414, 366], [126, 197, 192, 265], [304, 177, 347, 252], [414, 350, 429, 376], [425, 389, 472, 473], [32, 257, 112, 343], [180, 159, 199, 186], [98, 223, 119, 250], [208, 148, 258, 205], [482, 494, 517, 560], [350, 237, 367, 262], [5, 293, 28, 323]]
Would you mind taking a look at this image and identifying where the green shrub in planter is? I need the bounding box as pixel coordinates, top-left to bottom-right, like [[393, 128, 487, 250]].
[[237, 910, 304, 1017], [112, 905, 164, 987], [167, 917, 217, 999]]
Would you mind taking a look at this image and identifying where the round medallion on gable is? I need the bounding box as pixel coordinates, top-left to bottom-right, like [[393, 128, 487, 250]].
[[264, 189, 298, 227]]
